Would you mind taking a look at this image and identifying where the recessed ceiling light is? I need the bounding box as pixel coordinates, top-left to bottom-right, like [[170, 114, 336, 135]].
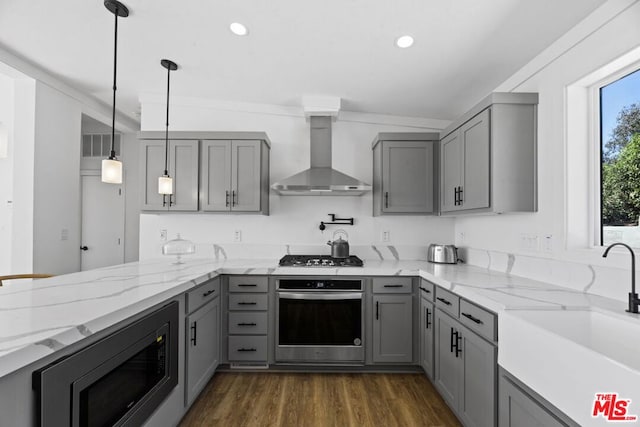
[[396, 35, 414, 48], [230, 22, 249, 36]]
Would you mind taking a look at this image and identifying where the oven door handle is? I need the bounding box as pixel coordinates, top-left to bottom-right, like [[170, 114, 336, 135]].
[[277, 292, 362, 300]]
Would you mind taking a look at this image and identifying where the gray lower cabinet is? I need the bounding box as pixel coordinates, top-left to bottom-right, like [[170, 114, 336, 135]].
[[140, 139, 199, 211], [499, 369, 578, 427], [419, 289, 435, 380], [372, 133, 439, 216], [435, 307, 497, 427], [227, 276, 269, 365], [372, 293, 413, 363], [185, 280, 220, 405], [200, 139, 270, 214]]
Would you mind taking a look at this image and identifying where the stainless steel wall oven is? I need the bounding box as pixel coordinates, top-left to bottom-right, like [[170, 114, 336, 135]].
[[33, 301, 179, 427], [276, 278, 364, 363]]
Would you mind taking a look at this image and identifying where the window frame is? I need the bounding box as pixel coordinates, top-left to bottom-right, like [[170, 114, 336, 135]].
[[590, 61, 640, 247]]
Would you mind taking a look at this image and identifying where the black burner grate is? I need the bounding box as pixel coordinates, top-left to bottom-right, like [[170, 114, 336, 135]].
[[279, 255, 364, 267]]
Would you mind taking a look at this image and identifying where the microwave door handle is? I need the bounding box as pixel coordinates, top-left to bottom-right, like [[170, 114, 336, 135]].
[[277, 292, 362, 300]]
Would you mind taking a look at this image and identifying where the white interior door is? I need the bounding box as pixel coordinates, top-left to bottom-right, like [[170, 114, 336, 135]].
[[81, 173, 125, 271]]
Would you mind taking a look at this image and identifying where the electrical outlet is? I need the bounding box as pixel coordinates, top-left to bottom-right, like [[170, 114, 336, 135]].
[[381, 230, 390, 242], [543, 234, 553, 252], [61, 228, 68, 241], [234, 230, 242, 242], [519, 233, 539, 251], [458, 232, 466, 244], [160, 229, 167, 241]]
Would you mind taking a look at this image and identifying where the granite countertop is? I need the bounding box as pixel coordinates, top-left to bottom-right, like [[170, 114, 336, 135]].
[[1, 257, 637, 425]]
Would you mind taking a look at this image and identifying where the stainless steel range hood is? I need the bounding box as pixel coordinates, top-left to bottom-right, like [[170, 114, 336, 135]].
[[271, 116, 371, 196]]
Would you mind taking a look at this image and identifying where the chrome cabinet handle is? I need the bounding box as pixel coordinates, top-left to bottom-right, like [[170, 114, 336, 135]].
[[237, 301, 257, 305], [383, 284, 403, 288], [225, 190, 230, 207], [426, 307, 432, 329], [238, 284, 257, 287], [376, 301, 380, 320], [237, 322, 257, 326], [232, 190, 237, 206], [419, 287, 431, 293], [458, 186, 463, 205], [162, 194, 167, 207], [237, 348, 257, 352], [384, 192, 389, 208], [203, 289, 216, 298]]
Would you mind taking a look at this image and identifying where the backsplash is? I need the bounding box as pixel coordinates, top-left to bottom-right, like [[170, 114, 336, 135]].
[[460, 247, 631, 304], [147, 243, 432, 262]]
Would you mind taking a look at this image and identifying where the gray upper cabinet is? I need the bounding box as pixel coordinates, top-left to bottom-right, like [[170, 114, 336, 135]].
[[140, 139, 199, 211], [138, 131, 270, 214], [372, 133, 439, 216], [201, 139, 269, 214], [440, 92, 538, 215]]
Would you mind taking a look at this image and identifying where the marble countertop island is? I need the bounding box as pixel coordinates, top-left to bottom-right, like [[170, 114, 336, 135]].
[[1, 257, 638, 426]]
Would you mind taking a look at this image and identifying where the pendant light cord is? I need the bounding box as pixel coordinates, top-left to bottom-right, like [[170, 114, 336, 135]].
[[164, 64, 171, 176], [110, 6, 119, 160]]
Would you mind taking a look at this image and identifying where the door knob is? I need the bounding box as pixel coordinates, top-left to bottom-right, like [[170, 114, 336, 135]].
[[80, 246, 89, 251]]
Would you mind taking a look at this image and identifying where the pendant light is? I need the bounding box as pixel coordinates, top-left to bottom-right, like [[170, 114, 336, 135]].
[[101, 0, 129, 184], [158, 59, 178, 197]]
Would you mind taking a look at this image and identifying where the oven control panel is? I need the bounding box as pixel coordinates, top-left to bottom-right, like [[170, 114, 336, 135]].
[[277, 279, 362, 291]]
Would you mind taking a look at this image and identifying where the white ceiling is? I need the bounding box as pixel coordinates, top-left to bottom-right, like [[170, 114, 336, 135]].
[[0, 0, 606, 122]]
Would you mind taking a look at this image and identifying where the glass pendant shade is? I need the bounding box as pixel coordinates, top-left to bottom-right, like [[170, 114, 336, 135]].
[[158, 175, 173, 194], [101, 158, 123, 184]]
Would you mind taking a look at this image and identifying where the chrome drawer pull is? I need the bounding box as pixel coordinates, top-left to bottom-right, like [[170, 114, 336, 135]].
[[237, 302, 257, 305], [419, 287, 431, 293], [383, 284, 403, 288], [238, 284, 257, 287], [237, 322, 257, 326], [461, 312, 483, 324], [237, 348, 257, 352], [203, 289, 216, 297]]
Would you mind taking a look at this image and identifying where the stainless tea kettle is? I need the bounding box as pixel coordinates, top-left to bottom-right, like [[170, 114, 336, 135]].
[[327, 229, 349, 258]]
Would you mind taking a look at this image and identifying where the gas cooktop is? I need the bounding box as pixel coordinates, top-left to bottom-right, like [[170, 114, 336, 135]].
[[278, 255, 364, 267]]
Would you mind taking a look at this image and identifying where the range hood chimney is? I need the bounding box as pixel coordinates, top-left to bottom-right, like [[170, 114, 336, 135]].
[[272, 99, 371, 196]]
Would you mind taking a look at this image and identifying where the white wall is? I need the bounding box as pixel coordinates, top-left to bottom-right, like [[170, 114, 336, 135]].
[[455, 1, 640, 271], [138, 98, 455, 258], [32, 82, 82, 274], [0, 74, 14, 274], [11, 79, 36, 274]]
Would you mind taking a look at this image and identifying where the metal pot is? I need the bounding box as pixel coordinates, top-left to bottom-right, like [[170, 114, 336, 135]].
[[327, 230, 349, 258]]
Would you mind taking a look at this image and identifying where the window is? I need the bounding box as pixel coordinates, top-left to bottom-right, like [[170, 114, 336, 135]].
[[600, 68, 640, 246]]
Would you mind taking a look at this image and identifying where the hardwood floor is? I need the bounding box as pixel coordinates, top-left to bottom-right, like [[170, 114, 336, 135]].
[[179, 372, 461, 427]]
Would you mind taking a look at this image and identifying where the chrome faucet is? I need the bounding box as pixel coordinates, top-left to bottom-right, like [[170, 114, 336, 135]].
[[602, 242, 640, 314]]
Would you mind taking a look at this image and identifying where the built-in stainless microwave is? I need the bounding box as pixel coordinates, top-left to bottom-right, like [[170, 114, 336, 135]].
[[33, 301, 179, 427]]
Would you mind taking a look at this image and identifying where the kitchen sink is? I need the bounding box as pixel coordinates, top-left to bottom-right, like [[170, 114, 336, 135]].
[[499, 308, 640, 426], [514, 309, 640, 372]]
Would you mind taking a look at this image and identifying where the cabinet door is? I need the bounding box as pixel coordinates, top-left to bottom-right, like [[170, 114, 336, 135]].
[[420, 297, 435, 380], [372, 294, 413, 363], [381, 141, 433, 213], [186, 296, 220, 405], [459, 324, 497, 427], [499, 373, 571, 427], [140, 140, 167, 211], [434, 309, 460, 409], [169, 139, 199, 211], [231, 140, 262, 212], [461, 109, 490, 211], [440, 131, 463, 213], [201, 140, 232, 211]]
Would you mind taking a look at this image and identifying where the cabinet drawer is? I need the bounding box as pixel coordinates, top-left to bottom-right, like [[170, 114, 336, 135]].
[[228, 336, 268, 361], [228, 294, 268, 311], [459, 299, 497, 342], [228, 276, 268, 293], [419, 279, 435, 302], [228, 312, 268, 335], [372, 277, 412, 293], [186, 278, 220, 313], [435, 287, 459, 317]]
